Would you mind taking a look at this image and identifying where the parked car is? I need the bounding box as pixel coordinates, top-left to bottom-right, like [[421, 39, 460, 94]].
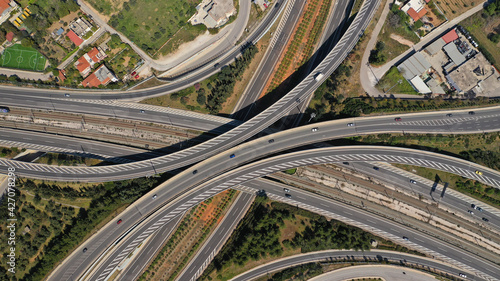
[[117, 219, 122, 224], [135, 74, 140, 79], [131, 71, 136, 76]]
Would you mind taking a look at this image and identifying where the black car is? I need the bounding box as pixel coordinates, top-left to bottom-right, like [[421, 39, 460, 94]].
[[285, 194, 292, 198], [482, 217, 489, 222], [268, 139, 274, 143], [446, 113, 453, 117], [83, 248, 87, 253], [468, 111, 475, 115], [373, 166, 379, 170], [193, 170, 198, 174]]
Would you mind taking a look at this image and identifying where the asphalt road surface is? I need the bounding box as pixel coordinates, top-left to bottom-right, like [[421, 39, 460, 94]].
[[80, 146, 500, 281], [1, 105, 499, 181], [231, 251, 464, 281]]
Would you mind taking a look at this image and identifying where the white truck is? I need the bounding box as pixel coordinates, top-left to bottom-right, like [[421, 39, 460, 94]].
[[314, 72, 324, 81]]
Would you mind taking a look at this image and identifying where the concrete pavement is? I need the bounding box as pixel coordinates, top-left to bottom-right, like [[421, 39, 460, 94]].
[[360, 0, 488, 96], [310, 265, 439, 281]]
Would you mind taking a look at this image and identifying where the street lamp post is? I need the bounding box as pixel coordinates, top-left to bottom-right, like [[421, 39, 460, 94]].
[[384, 79, 402, 94]]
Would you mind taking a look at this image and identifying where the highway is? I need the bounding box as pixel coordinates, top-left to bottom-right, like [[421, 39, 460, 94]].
[[4, 126, 500, 279], [0, 0, 382, 182], [84, 147, 500, 281], [1, 105, 500, 181], [230, 251, 469, 281]]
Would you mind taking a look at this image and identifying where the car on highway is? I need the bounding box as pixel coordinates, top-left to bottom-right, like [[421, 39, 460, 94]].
[[117, 219, 122, 224], [285, 194, 292, 198], [471, 204, 482, 211], [0, 106, 10, 113], [459, 273, 467, 278], [140, 110, 145, 113], [65, 93, 70, 97], [347, 123, 354, 126], [152, 194, 157, 199], [268, 139, 274, 143], [467, 210, 474, 215], [83, 247, 87, 253], [482, 217, 489, 222], [446, 113, 453, 117], [373, 166, 379, 170], [343, 162, 349, 165], [230, 154, 235, 158], [468, 111, 475, 115], [476, 206, 483, 212], [311, 127, 319, 132], [402, 236, 409, 241], [394, 117, 402, 121], [192, 170, 198, 174], [409, 179, 417, 184], [475, 170, 482, 175], [295, 98, 300, 103], [283, 188, 290, 193], [214, 63, 220, 68]]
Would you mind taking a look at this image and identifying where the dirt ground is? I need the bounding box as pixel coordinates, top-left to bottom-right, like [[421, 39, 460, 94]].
[[260, 0, 331, 98], [439, 0, 478, 19], [390, 34, 414, 47]]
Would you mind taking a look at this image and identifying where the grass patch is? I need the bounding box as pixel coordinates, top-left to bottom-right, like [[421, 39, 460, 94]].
[[35, 152, 103, 166], [199, 196, 374, 281], [0, 146, 26, 158], [374, 6, 420, 63], [0, 44, 47, 71], [284, 168, 297, 175], [461, 11, 500, 70], [139, 190, 237, 281], [376, 66, 419, 95], [108, 0, 204, 56]]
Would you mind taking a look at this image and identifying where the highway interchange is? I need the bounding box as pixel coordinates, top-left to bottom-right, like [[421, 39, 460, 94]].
[[1, 0, 500, 280]]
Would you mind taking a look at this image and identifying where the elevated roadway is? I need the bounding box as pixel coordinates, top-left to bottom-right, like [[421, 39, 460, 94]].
[[1, 106, 499, 181], [231, 251, 467, 281], [83, 146, 500, 281]]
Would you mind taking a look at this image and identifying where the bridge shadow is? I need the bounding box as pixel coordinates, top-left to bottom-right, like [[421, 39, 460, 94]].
[[231, 0, 357, 127]]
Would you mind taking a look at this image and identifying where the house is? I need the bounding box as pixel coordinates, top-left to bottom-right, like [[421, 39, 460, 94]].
[[442, 29, 458, 44], [189, 0, 236, 28], [397, 52, 434, 94], [407, 7, 427, 22], [81, 64, 118, 88], [69, 17, 93, 37], [58, 69, 66, 83], [5, 31, 13, 42], [67, 30, 83, 46], [74, 47, 107, 77], [0, 0, 17, 25]]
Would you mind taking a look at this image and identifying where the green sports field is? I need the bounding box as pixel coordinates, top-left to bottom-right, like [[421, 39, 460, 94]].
[[0, 44, 47, 71]]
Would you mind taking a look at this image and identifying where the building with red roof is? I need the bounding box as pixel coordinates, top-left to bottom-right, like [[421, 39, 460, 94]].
[[74, 47, 107, 77], [442, 29, 459, 44], [0, 0, 12, 16], [5, 31, 13, 42], [407, 7, 427, 21], [81, 64, 118, 88], [58, 69, 66, 83], [66, 30, 83, 46]]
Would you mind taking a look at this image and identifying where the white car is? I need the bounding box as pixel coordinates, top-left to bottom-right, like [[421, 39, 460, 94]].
[[409, 179, 417, 184], [152, 194, 157, 199], [347, 123, 354, 127], [311, 127, 319, 132], [459, 273, 467, 278]]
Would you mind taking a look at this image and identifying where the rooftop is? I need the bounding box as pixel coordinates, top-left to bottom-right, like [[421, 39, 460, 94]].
[[442, 29, 458, 44], [443, 42, 466, 66], [447, 52, 500, 95], [66, 30, 83, 46], [398, 52, 432, 80]]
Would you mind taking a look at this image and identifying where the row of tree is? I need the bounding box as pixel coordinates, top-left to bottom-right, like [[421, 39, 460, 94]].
[[205, 45, 259, 114]]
